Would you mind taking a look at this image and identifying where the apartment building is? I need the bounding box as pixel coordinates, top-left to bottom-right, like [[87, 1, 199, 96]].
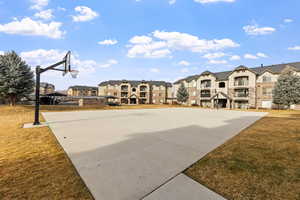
[[40, 82, 55, 95], [98, 80, 172, 105], [67, 85, 98, 97], [174, 62, 300, 109]]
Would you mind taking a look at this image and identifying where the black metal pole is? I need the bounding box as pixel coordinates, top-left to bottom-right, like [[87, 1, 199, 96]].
[[34, 66, 41, 125]]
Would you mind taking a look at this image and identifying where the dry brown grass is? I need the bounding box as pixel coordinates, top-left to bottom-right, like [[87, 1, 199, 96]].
[[0, 104, 184, 199], [2, 104, 300, 200], [185, 110, 300, 200], [0, 106, 93, 200]]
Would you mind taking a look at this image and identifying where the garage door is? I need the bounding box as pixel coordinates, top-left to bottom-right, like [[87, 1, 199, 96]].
[[262, 101, 272, 108]]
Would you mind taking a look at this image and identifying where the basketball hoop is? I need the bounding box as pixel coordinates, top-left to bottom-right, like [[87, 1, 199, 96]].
[[70, 70, 79, 79], [64, 51, 71, 72]]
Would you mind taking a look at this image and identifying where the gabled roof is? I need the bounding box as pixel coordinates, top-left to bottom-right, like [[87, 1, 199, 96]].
[[174, 61, 300, 84], [210, 92, 232, 101], [234, 65, 249, 71], [99, 80, 172, 87], [40, 82, 55, 88], [69, 85, 98, 90]]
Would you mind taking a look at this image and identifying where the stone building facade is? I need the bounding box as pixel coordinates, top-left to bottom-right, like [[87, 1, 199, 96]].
[[98, 80, 172, 105], [67, 85, 98, 97], [174, 62, 300, 109], [40, 82, 55, 95]]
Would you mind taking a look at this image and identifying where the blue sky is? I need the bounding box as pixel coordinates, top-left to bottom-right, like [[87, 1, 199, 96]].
[[0, 0, 300, 90]]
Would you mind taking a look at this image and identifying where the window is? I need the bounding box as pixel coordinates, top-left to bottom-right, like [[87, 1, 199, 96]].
[[121, 85, 128, 91], [262, 88, 273, 96], [140, 86, 147, 92], [234, 88, 249, 97], [201, 80, 211, 88], [132, 88, 137, 92], [234, 76, 249, 86], [200, 90, 211, 97], [114, 92, 117, 96], [262, 76, 272, 82], [219, 82, 226, 88]]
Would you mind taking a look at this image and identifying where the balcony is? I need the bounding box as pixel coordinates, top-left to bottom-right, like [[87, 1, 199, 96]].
[[140, 92, 147, 98], [140, 86, 148, 92], [121, 92, 128, 98], [201, 94, 211, 98], [200, 90, 211, 98], [121, 86, 129, 92], [234, 76, 249, 87], [234, 88, 249, 98], [234, 81, 249, 87], [234, 93, 249, 98], [200, 80, 212, 89]]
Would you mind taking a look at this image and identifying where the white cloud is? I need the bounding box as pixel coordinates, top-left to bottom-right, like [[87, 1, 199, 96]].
[[178, 60, 190, 66], [208, 59, 227, 64], [150, 68, 160, 73], [229, 55, 241, 61], [127, 40, 171, 58], [99, 59, 118, 68], [244, 54, 258, 59], [72, 6, 99, 22], [127, 30, 239, 59], [0, 51, 4, 55], [244, 53, 268, 60], [20, 49, 111, 74], [30, 0, 49, 10], [129, 35, 153, 44], [284, 18, 293, 23], [0, 17, 64, 39], [194, 0, 235, 4], [153, 30, 239, 52], [243, 24, 276, 35], [169, 0, 176, 4], [58, 7, 66, 12], [256, 52, 268, 58], [34, 9, 53, 20], [288, 46, 300, 51], [202, 52, 226, 59], [98, 39, 118, 45]]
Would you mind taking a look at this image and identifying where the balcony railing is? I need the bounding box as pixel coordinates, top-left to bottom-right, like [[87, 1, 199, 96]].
[[234, 80, 249, 86], [234, 93, 249, 98], [200, 93, 211, 98], [140, 92, 147, 98], [121, 92, 128, 98], [140, 87, 148, 92]]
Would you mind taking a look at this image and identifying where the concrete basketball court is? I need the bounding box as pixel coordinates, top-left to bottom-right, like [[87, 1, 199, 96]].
[[43, 108, 266, 200]]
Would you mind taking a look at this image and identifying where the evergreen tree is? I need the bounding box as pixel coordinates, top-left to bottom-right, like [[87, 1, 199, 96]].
[[177, 83, 189, 104], [0, 51, 34, 106], [273, 72, 300, 108]]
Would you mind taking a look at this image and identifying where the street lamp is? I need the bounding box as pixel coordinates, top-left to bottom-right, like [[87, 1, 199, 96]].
[[33, 51, 78, 125]]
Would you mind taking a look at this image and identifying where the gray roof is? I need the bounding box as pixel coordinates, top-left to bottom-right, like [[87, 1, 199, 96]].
[[69, 85, 98, 90], [40, 82, 55, 88], [174, 62, 300, 84], [99, 80, 172, 87]]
